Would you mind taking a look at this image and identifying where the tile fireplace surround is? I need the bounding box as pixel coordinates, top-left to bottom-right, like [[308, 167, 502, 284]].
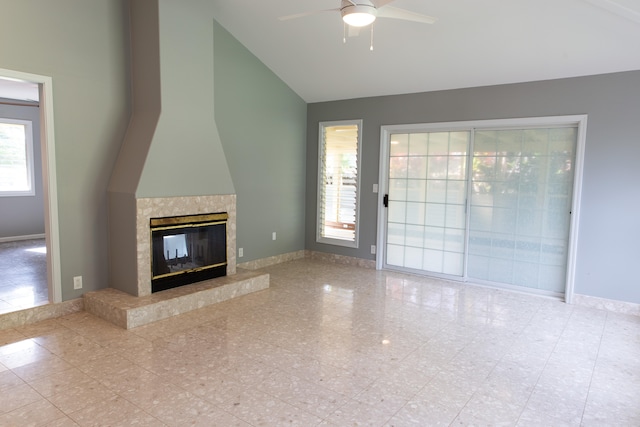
[[84, 194, 270, 329], [136, 194, 238, 297]]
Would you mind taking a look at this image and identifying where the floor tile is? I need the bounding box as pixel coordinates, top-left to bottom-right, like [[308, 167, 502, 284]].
[[386, 400, 460, 427], [67, 395, 146, 427], [0, 382, 43, 414], [0, 258, 638, 426], [0, 398, 65, 426]]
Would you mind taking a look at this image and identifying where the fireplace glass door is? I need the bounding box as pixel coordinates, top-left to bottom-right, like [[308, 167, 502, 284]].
[[150, 213, 227, 292]]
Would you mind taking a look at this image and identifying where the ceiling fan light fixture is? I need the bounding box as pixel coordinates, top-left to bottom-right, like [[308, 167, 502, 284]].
[[342, 5, 377, 27]]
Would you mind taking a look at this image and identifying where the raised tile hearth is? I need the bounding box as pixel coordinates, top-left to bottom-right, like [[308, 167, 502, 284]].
[[84, 269, 269, 329]]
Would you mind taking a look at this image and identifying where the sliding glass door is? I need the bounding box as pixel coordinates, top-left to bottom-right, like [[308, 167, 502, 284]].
[[467, 127, 576, 293], [386, 131, 470, 276], [380, 118, 582, 296]]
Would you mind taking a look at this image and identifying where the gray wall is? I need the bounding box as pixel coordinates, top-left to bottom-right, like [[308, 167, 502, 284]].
[[0, 0, 131, 299], [213, 21, 307, 262], [0, 101, 44, 238], [306, 71, 640, 304]]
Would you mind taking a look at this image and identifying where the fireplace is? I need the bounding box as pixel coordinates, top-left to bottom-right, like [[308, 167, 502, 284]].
[[114, 194, 238, 297], [150, 212, 228, 293], [106, 1, 239, 298]]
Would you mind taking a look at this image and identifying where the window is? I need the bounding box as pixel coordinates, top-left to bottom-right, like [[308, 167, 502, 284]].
[[317, 120, 362, 248], [0, 118, 35, 196]]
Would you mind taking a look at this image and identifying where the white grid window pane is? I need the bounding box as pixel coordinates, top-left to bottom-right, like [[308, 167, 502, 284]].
[[409, 133, 429, 155], [425, 203, 446, 227], [390, 134, 409, 156], [406, 202, 426, 225], [406, 180, 427, 203], [405, 224, 425, 247], [423, 249, 444, 272], [446, 180, 466, 204], [424, 226, 445, 250], [427, 180, 447, 203], [389, 178, 408, 201], [443, 252, 464, 275], [388, 201, 407, 223], [405, 246, 423, 269], [408, 157, 427, 178], [387, 222, 405, 245], [387, 244, 405, 266]]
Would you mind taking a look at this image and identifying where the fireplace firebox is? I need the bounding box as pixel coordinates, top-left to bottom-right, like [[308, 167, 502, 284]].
[[150, 212, 227, 293]]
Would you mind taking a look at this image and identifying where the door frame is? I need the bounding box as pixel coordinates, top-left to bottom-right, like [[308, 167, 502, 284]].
[[376, 115, 587, 303], [1, 68, 62, 303]]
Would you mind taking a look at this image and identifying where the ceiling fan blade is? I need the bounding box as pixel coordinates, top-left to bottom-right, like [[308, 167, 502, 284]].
[[582, 0, 640, 24], [278, 8, 339, 21], [371, 0, 397, 7], [377, 6, 437, 24]]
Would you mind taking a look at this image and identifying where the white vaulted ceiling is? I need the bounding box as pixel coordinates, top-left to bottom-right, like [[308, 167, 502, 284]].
[[210, 0, 640, 102], [1, 1, 639, 104]]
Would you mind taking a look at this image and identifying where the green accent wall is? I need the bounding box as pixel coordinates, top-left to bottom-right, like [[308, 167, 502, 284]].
[[213, 21, 307, 262], [136, 0, 235, 198]]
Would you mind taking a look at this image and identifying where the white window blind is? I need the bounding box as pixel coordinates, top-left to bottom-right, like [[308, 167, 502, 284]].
[[317, 120, 362, 247]]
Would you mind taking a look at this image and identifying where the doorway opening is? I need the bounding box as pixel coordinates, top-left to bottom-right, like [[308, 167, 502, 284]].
[[0, 68, 61, 314]]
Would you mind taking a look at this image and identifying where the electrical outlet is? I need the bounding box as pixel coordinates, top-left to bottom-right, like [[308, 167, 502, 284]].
[[371, 245, 376, 255], [272, 232, 277, 241], [238, 247, 244, 258], [73, 276, 82, 290], [373, 184, 378, 193]]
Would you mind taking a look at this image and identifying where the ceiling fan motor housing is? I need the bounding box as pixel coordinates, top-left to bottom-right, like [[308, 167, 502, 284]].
[[341, 0, 378, 26]]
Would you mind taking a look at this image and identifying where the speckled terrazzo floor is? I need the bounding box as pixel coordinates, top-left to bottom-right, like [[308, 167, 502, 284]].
[[0, 258, 638, 426], [0, 239, 48, 314]]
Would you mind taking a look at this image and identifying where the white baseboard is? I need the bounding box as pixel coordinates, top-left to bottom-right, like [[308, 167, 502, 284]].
[[0, 233, 46, 243]]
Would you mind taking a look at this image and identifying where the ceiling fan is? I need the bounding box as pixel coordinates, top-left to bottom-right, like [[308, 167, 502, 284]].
[[278, 0, 437, 49]]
